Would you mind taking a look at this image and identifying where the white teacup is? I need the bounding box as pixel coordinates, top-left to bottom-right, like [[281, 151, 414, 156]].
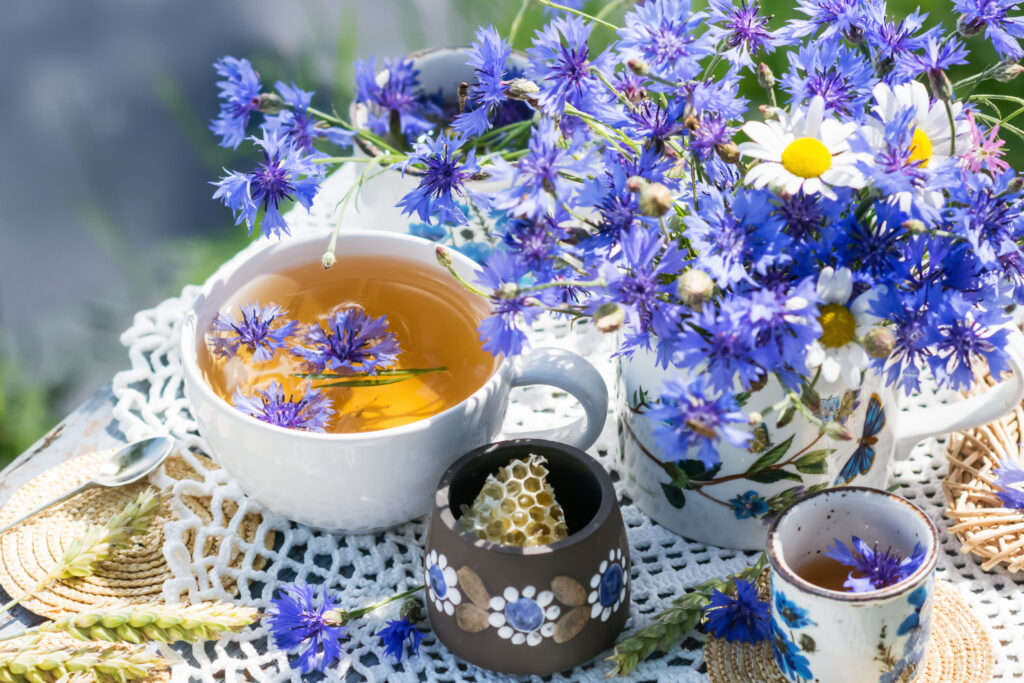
[[179, 231, 608, 532], [766, 488, 939, 683]]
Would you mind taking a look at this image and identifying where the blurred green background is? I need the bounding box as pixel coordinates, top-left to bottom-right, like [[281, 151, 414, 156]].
[[0, 0, 1016, 463]]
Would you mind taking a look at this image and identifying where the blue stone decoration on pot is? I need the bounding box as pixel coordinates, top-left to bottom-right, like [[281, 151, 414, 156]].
[[588, 547, 629, 622], [424, 549, 461, 615], [487, 585, 560, 646]]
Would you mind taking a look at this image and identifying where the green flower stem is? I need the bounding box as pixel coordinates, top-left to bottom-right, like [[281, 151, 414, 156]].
[[348, 585, 425, 621], [305, 106, 405, 155], [520, 278, 606, 294], [508, 0, 532, 45], [532, 0, 619, 30], [322, 159, 393, 268], [436, 246, 491, 297], [314, 155, 406, 165], [944, 98, 957, 157], [564, 103, 643, 156], [595, 0, 626, 20], [294, 367, 448, 389]]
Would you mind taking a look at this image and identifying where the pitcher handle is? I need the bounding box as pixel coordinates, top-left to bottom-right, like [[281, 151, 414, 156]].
[[893, 325, 1024, 460], [501, 347, 609, 451]]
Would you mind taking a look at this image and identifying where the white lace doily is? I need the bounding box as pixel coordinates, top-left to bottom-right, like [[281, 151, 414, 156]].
[[110, 166, 1024, 681]]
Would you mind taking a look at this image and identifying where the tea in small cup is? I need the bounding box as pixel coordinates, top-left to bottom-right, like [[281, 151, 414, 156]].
[[766, 487, 938, 683]]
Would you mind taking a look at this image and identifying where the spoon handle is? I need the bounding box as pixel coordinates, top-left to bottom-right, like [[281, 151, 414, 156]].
[[0, 481, 98, 537]]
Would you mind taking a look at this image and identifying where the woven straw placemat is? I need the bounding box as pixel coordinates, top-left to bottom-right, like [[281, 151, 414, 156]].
[[0, 449, 271, 619], [945, 371, 1024, 571], [706, 577, 993, 683]]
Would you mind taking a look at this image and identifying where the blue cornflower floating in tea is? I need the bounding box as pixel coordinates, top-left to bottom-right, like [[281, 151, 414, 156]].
[[233, 381, 333, 433], [376, 616, 425, 662], [267, 583, 348, 674], [824, 536, 926, 592], [208, 302, 299, 362], [703, 578, 770, 644], [292, 308, 401, 375], [991, 458, 1024, 510]]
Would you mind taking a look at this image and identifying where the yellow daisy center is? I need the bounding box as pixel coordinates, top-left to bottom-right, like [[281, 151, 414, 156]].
[[908, 127, 932, 167], [818, 303, 857, 349], [781, 137, 832, 179]]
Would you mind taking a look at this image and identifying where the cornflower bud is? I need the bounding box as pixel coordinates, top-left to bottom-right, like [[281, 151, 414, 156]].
[[435, 245, 453, 269], [757, 63, 775, 90], [684, 115, 700, 132], [321, 251, 337, 270], [593, 303, 626, 333], [400, 597, 423, 623], [257, 92, 286, 115], [1008, 176, 1024, 193], [498, 282, 521, 299], [759, 104, 782, 121], [927, 69, 954, 102], [627, 58, 650, 76], [747, 411, 763, 425], [901, 219, 927, 235], [957, 15, 984, 37], [626, 175, 645, 193], [677, 269, 714, 308], [505, 78, 540, 101], [995, 63, 1024, 83], [863, 327, 896, 359], [715, 141, 741, 165], [638, 182, 674, 217]]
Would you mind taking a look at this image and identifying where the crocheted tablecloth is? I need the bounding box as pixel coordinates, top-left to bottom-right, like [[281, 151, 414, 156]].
[[109, 166, 1024, 681]]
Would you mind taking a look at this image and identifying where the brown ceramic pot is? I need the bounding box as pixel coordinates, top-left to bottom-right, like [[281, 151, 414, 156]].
[[424, 439, 630, 676]]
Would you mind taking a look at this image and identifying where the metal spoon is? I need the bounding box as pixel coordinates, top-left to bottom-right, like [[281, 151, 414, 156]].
[[0, 436, 175, 536]]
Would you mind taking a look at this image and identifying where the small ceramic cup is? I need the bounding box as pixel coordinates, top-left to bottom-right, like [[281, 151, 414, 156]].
[[425, 439, 630, 676], [765, 488, 939, 683]]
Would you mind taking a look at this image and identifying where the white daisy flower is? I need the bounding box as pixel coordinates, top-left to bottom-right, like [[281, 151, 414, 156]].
[[587, 547, 628, 622], [488, 585, 560, 646], [738, 96, 866, 200], [805, 267, 878, 389], [866, 81, 971, 212], [424, 550, 461, 616]]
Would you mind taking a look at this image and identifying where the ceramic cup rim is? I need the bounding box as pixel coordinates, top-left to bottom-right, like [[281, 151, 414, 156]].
[[765, 486, 939, 603], [434, 438, 615, 556], [178, 229, 508, 443], [350, 45, 531, 165]]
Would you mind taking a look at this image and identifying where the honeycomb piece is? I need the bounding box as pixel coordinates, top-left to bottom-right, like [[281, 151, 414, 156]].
[[458, 454, 570, 547]]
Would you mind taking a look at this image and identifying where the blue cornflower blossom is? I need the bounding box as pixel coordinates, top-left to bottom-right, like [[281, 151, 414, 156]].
[[954, 0, 1024, 61], [772, 191, 844, 247], [454, 26, 518, 137], [674, 297, 774, 393], [864, 5, 938, 79], [992, 457, 1024, 509], [894, 36, 969, 83], [833, 210, 904, 280], [626, 99, 685, 144], [233, 382, 334, 433], [949, 171, 1024, 292], [376, 617, 425, 661], [704, 579, 770, 643], [824, 536, 927, 592], [684, 188, 789, 287], [600, 228, 687, 340], [931, 297, 1011, 390], [617, 0, 715, 85], [527, 15, 601, 115], [267, 583, 346, 673], [292, 309, 401, 374], [870, 287, 940, 394], [475, 251, 545, 356], [706, 0, 782, 69], [737, 280, 822, 387], [646, 374, 752, 468], [491, 117, 588, 220], [210, 56, 263, 149], [262, 81, 354, 154], [354, 56, 433, 140], [500, 216, 572, 281], [780, 0, 872, 43], [781, 41, 875, 116], [397, 133, 484, 226], [212, 129, 324, 239], [209, 302, 299, 362]]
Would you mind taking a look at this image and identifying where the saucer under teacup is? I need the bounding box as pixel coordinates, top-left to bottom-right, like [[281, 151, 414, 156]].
[[705, 571, 993, 683]]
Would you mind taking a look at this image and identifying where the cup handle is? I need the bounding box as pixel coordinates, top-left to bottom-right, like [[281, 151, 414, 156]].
[[501, 347, 609, 451], [893, 325, 1024, 460]]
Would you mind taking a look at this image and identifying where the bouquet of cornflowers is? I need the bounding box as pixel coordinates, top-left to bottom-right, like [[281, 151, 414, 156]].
[[211, 0, 1024, 469]]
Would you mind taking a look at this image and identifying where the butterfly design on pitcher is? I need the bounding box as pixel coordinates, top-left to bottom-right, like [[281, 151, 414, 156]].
[[834, 394, 885, 485]]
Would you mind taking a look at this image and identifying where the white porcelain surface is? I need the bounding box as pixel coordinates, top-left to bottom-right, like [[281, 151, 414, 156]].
[[179, 231, 608, 532], [619, 327, 1024, 550], [766, 488, 938, 683]]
